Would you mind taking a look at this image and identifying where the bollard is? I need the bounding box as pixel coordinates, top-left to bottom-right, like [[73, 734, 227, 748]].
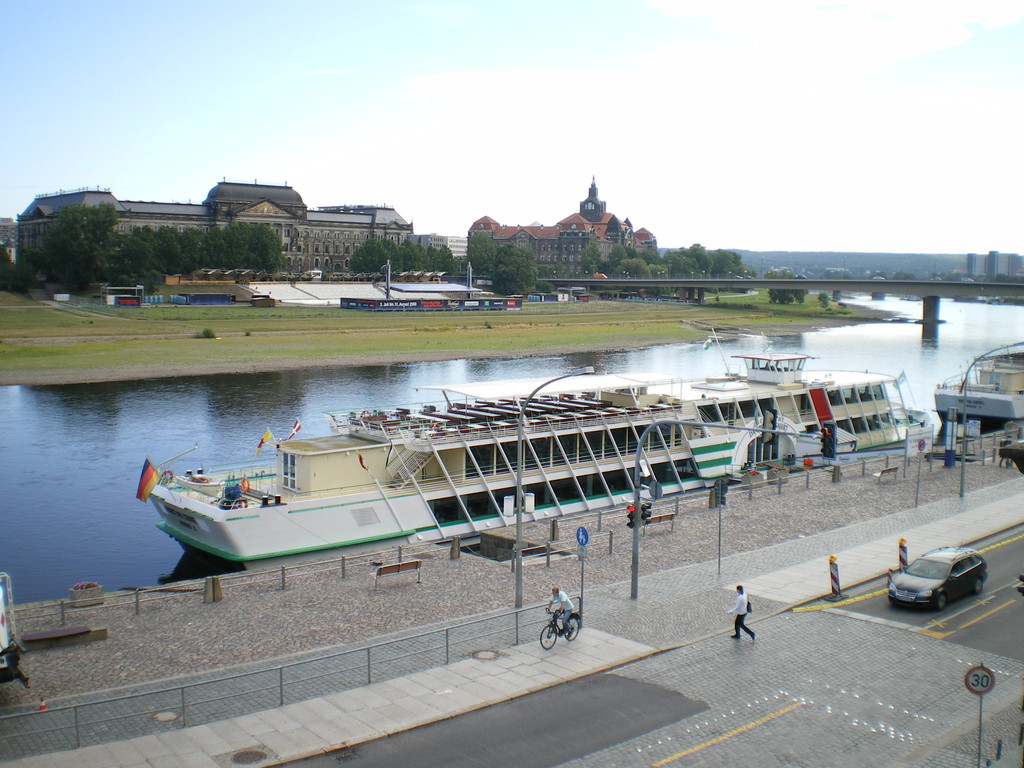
[[550, 519, 558, 541], [898, 538, 908, 571], [450, 535, 461, 560], [825, 555, 843, 601], [203, 576, 223, 603], [831, 465, 842, 483]]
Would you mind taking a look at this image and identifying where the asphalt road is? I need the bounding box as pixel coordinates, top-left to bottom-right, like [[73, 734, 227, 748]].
[[292, 673, 706, 767], [826, 526, 1024, 661]]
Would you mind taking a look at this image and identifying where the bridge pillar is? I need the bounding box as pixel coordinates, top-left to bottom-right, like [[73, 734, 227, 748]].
[[697, 287, 706, 304], [921, 295, 941, 324], [832, 290, 842, 301]]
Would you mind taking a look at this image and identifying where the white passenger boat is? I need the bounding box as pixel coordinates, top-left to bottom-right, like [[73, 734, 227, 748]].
[[935, 349, 1024, 432], [143, 354, 933, 567]]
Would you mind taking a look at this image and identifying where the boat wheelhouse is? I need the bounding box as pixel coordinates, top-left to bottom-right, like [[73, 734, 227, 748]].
[[145, 354, 932, 566], [935, 350, 1024, 432]]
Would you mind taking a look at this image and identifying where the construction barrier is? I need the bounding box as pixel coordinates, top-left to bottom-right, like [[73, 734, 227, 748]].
[[898, 538, 908, 571]]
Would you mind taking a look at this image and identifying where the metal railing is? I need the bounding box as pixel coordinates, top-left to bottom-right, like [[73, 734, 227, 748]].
[[0, 604, 553, 760]]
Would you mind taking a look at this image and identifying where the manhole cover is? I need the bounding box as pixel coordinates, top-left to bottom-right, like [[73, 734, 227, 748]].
[[232, 749, 269, 765], [472, 649, 500, 661]]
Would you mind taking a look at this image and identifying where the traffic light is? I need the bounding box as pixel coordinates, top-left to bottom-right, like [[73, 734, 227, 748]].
[[820, 422, 836, 459], [714, 477, 728, 507], [626, 504, 637, 529], [1017, 573, 1024, 598], [640, 502, 652, 524]]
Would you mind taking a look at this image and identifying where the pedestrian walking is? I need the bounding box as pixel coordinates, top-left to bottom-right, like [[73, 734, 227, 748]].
[[998, 438, 1013, 468], [728, 585, 755, 640]]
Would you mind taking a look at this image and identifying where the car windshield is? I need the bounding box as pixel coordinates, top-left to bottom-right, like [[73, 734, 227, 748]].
[[905, 558, 951, 580]]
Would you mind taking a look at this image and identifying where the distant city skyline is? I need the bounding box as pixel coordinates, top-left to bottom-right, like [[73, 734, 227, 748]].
[[3, 1, 1022, 254]]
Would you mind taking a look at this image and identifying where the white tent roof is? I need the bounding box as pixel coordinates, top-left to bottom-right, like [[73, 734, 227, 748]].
[[416, 372, 681, 401]]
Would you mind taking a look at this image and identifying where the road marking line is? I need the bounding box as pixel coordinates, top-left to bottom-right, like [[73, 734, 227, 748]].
[[956, 599, 1016, 630], [650, 701, 804, 766]]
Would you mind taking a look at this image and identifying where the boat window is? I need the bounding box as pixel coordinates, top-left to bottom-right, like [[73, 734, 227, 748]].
[[611, 428, 631, 453], [558, 434, 579, 462], [430, 496, 466, 526], [530, 435, 553, 467], [469, 444, 495, 476], [697, 403, 719, 421], [602, 468, 631, 493], [851, 417, 868, 433], [547, 478, 582, 505], [739, 400, 756, 418], [841, 387, 857, 404], [827, 389, 842, 406], [870, 384, 886, 401], [674, 458, 698, 479], [837, 419, 853, 435], [462, 492, 497, 520], [282, 453, 296, 489]]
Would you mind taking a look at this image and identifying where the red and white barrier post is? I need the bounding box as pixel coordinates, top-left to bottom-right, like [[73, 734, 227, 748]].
[[826, 554, 843, 601], [898, 538, 908, 571]]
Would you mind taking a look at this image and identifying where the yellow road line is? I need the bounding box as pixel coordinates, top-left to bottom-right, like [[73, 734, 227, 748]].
[[650, 701, 804, 766], [956, 599, 1016, 630]]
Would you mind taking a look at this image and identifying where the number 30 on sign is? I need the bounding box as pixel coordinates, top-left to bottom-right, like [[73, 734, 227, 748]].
[[964, 665, 995, 696]]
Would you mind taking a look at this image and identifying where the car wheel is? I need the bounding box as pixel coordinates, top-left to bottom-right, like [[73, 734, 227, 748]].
[[933, 592, 948, 610], [971, 577, 984, 595]]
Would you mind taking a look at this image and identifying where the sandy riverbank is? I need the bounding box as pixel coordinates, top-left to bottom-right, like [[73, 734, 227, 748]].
[[1, 312, 890, 387]]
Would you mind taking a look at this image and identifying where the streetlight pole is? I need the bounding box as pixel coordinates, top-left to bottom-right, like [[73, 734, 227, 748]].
[[514, 367, 596, 608], [959, 343, 1024, 497]]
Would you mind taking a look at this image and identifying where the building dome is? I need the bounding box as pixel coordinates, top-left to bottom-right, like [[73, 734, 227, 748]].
[[204, 182, 304, 207]]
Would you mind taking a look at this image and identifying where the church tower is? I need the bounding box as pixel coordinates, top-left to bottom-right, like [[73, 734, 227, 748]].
[[579, 176, 606, 223]]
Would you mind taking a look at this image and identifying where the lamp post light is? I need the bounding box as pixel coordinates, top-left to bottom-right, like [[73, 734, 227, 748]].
[[514, 366, 595, 608], [959, 343, 1024, 497]]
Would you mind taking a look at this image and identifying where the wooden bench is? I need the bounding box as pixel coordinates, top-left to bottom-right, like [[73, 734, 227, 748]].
[[22, 626, 108, 650], [872, 466, 899, 482], [373, 559, 422, 589], [642, 512, 676, 535]]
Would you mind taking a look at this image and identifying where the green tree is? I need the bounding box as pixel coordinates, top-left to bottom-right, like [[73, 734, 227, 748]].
[[765, 270, 808, 304], [818, 291, 831, 309], [0, 250, 40, 293], [41, 203, 119, 291], [491, 244, 536, 295], [349, 238, 399, 273], [107, 227, 156, 285], [466, 231, 496, 274], [393, 239, 427, 272], [425, 246, 456, 274], [579, 244, 604, 276], [619, 257, 651, 278]]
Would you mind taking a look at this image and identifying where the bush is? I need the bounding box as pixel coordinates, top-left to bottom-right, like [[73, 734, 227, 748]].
[[194, 328, 217, 339]]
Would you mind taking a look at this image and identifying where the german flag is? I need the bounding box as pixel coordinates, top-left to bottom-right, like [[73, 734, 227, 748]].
[[136, 458, 159, 502]]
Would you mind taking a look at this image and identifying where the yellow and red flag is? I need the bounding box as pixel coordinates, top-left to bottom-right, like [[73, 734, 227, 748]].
[[256, 428, 275, 457], [136, 458, 159, 502]]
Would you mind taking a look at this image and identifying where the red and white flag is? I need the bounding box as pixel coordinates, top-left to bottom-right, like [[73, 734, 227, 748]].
[[285, 419, 302, 441]]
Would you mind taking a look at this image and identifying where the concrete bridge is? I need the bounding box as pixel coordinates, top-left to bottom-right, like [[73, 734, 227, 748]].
[[545, 277, 1024, 324]]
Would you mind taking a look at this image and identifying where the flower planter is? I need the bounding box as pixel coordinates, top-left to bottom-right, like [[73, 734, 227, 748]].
[[68, 586, 104, 607]]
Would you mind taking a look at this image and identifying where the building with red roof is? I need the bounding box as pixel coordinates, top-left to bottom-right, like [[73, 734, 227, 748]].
[[469, 178, 656, 268]]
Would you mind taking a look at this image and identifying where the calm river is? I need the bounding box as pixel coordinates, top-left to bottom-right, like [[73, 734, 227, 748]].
[[2, 295, 1021, 602]]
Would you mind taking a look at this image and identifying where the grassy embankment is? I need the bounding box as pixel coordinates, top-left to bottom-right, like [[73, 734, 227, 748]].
[[0, 290, 884, 384]]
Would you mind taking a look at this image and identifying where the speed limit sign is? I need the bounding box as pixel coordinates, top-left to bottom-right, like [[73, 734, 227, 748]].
[[964, 665, 995, 696]]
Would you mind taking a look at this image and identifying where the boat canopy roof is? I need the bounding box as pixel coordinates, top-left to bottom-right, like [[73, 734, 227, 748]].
[[417, 372, 680, 401]]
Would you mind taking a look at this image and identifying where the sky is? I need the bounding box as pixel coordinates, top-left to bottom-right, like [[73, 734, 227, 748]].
[[3, 1, 1023, 254]]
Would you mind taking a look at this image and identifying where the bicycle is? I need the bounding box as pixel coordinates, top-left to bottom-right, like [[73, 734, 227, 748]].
[[539, 610, 581, 649]]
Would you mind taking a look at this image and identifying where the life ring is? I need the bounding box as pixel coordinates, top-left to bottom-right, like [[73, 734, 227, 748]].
[[160, 470, 174, 484], [240, 477, 250, 493], [231, 499, 249, 509]]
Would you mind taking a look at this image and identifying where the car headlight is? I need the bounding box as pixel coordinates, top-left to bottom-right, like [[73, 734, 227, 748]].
[[917, 590, 932, 598]]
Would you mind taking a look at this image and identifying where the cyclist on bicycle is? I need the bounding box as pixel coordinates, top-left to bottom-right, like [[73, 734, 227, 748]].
[[547, 586, 574, 635]]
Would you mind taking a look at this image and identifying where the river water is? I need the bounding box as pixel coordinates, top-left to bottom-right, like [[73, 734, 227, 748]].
[[2, 295, 1021, 603]]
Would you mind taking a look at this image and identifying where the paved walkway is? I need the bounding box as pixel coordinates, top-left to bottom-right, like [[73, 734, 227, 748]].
[[2, 480, 1022, 768]]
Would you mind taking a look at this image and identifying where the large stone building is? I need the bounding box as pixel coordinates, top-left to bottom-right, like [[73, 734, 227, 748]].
[[469, 178, 656, 269], [17, 182, 414, 274]]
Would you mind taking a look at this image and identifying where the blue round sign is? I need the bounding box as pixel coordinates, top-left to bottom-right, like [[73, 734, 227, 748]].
[[576, 526, 590, 547]]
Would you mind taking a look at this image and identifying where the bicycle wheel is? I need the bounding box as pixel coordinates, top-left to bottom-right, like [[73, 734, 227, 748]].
[[539, 623, 558, 650], [564, 615, 580, 641]]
